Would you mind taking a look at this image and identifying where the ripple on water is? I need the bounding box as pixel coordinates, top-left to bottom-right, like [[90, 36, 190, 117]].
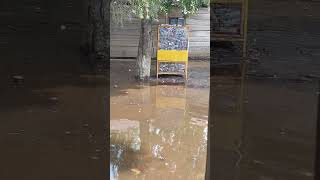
[[190, 117, 208, 127]]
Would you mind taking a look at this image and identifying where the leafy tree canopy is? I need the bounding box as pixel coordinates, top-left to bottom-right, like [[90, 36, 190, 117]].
[[111, 0, 209, 25]]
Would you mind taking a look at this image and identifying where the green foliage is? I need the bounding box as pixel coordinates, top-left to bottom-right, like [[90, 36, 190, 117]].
[[132, 0, 163, 20], [179, 0, 202, 17], [111, 0, 207, 25], [201, 0, 209, 7], [160, 0, 174, 14]]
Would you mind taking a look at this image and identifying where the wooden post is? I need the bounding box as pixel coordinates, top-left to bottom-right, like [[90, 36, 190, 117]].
[[242, 0, 248, 58], [314, 80, 320, 180], [157, 26, 160, 80]]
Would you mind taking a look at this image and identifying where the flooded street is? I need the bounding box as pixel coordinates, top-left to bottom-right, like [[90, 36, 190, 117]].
[[211, 0, 320, 178], [110, 60, 209, 179], [0, 60, 108, 179], [211, 67, 318, 179]]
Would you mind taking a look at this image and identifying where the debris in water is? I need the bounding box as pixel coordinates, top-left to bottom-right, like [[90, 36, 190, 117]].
[[260, 176, 274, 180], [90, 156, 99, 160], [7, 129, 24, 135], [12, 75, 24, 85], [7, 25, 17, 31], [12, 75, 24, 80], [298, 171, 313, 177], [95, 149, 101, 152], [130, 168, 141, 175], [7, 132, 21, 135], [304, 74, 320, 79], [49, 97, 58, 101], [60, 25, 66, 31], [253, 160, 264, 165], [279, 128, 288, 136], [48, 108, 58, 112], [65, 131, 71, 135], [128, 69, 132, 72]]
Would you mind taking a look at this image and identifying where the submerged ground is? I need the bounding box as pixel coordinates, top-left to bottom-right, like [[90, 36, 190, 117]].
[[110, 60, 209, 180]]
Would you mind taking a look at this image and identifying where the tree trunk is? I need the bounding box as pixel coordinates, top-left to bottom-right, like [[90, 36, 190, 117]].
[[136, 19, 153, 80], [85, 0, 109, 70]]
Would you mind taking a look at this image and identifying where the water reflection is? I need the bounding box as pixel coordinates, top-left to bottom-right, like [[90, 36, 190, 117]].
[[110, 119, 141, 180], [110, 83, 209, 180]]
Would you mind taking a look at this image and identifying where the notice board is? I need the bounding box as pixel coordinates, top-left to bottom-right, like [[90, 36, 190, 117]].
[[157, 25, 189, 79], [157, 25, 189, 61]]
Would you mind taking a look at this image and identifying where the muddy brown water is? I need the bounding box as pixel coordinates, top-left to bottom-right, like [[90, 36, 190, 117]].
[[110, 60, 210, 180], [0, 59, 108, 179], [0, 56, 317, 180], [211, 72, 318, 180]]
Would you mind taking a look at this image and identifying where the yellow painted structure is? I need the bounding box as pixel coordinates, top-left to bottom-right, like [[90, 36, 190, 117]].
[[156, 25, 190, 80], [157, 50, 188, 62]]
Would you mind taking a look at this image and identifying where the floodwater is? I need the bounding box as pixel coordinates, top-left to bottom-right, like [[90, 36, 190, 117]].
[[212, 30, 319, 179], [0, 60, 108, 179], [211, 63, 318, 180], [110, 60, 210, 180], [0, 56, 318, 180]]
